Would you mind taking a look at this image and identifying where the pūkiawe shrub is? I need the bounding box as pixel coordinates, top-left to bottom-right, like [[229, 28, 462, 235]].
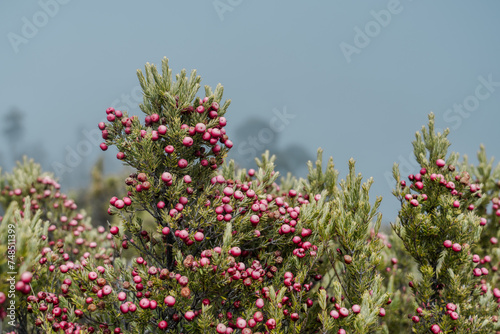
[[0, 59, 499, 334]]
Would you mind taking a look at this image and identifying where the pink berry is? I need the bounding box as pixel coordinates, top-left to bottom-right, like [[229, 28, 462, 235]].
[[236, 318, 247, 329], [436, 159, 446, 167], [178, 159, 188, 168], [100, 143, 108, 151], [183, 137, 193, 147], [256, 298, 264, 309], [250, 215, 260, 226], [158, 320, 168, 329], [120, 303, 129, 313], [453, 200, 460, 208], [115, 199, 125, 209], [330, 310, 339, 319], [281, 224, 291, 234], [443, 240, 452, 248], [161, 172, 172, 182], [158, 125, 167, 135], [194, 232, 204, 242], [230, 247, 242, 257], [118, 292, 127, 301], [216, 323, 227, 333], [139, 298, 150, 309], [110, 226, 119, 235], [352, 304, 361, 313], [178, 230, 189, 239], [265, 318, 276, 329], [195, 123, 206, 133], [379, 308, 386, 317], [164, 296, 176, 307], [185, 311, 195, 321], [431, 324, 441, 333], [165, 145, 174, 154], [339, 307, 349, 317], [20, 272, 33, 284], [452, 243, 462, 252]]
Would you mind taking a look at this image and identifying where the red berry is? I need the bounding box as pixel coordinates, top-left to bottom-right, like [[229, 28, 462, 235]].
[[379, 308, 386, 317], [194, 232, 204, 241], [185, 311, 195, 321], [164, 296, 176, 307], [265, 318, 276, 329], [165, 145, 174, 154], [178, 159, 188, 168], [452, 243, 461, 252], [339, 307, 349, 317], [216, 324, 226, 333], [20, 271, 33, 284], [158, 320, 168, 330], [430, 324, 441, 333], [230, 247, 241, 257]]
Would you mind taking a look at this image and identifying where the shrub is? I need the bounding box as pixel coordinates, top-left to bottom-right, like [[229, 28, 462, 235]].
[[0, 59, 499, 334]]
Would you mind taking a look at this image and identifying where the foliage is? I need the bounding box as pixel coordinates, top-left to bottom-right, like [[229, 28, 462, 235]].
[[0, 60, 499, 334]]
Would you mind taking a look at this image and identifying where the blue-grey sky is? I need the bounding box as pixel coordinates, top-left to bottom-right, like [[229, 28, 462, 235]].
[[1, 1, 499, 222]]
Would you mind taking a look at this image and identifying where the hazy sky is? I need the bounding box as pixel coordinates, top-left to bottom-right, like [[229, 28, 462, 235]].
[[1, 1, 499, 222]]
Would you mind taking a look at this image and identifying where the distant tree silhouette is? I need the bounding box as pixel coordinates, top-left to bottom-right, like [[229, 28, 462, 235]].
[[2, 107, 24, 165], [229, 117, 313, 177]]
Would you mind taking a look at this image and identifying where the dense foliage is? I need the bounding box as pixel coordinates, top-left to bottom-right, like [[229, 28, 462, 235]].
[[0, 59, 499, 334]]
